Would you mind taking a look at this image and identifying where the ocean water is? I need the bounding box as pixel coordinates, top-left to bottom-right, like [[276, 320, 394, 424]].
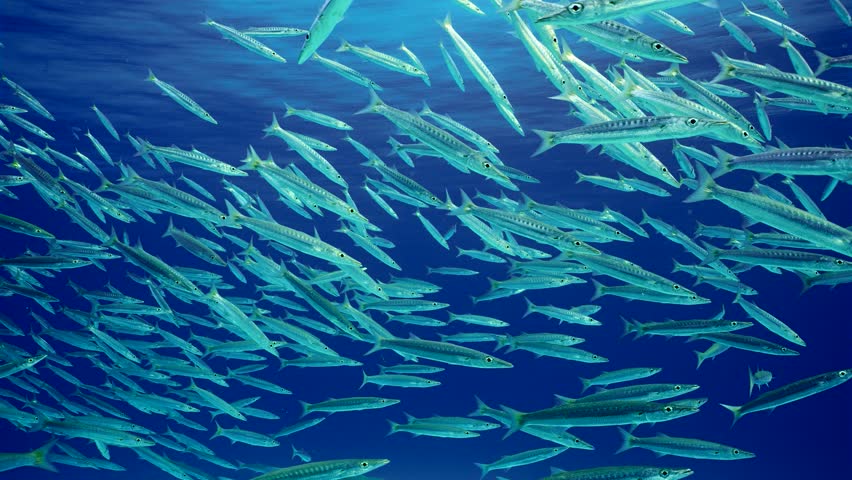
[[1, 0, 851, 479]]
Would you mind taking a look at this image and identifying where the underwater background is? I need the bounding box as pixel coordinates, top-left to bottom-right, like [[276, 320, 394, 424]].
[[0, 0, 851, 479]]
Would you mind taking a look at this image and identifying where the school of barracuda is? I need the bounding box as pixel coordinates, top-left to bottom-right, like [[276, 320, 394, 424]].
[[0, 0, 850, 478]]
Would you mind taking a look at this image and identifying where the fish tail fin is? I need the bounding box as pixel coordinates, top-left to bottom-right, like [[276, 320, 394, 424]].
[[615, 427, 635, 454], [814, 50, 832, 76], [475, 463, 490, 480], [498, 0, 524, 13], [298, 400, 311, 418], [386, 419, 399, 436], [748, 365, 755, 396], [210, 421, 223, 440], [590, 279, 606, 301], [335, 39, 351, 53], [283, 103, 296, 118], [360, 370, 369, 389], [355, 89, 384, 115], [224, 200, 242, 222], [531, 129, 558, 157], [162, 217, 175, 239], [438, 13, 452, 31], [621, 316, 640, 338], [499, 405, 524, 439], [710, 52, 737, 83], [522, 297, 535, 318], [579, 376, 592, 393], [469, 395, 489, 417], [694, 349, 708, 370], [720, 403, 743, 426], [31, 440, 57, 472], [683, 164, 717, 203], [365, 337, 385, 356], [575, 171, 588, 184], [145, 68, 156, 82], [418, 101, 432, 117], [710, 145, 735, 178], [658, 63, 681, 77]]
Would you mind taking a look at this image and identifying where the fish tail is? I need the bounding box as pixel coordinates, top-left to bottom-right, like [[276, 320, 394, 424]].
[[710, 145, 735, 178], [475, 463, 490, 480], [145, 68, 156, 82], [360, 370, 369, 389], [657, 63, 681, 77], [814, 50, 832, 76], [694, 349, 708, 370], [522, 297, 535, 318], [355, 89, 384, 115], [438, 13, 452, 31], [335, 39, 351, 53], [720, 403, 743, 426], [224, 200, 242, 222], [210, 421, 223, 440], [31, 440, 57, 472], [683, 164, 717, 203], [498, 0, 524, 13], [621, 316, 640, 338], [499, 405, 524, 439], [469, 395, 488, 417], [282, 104, 296, 118], [365, 337, 385, 356], [615, 427, 635, 454], [386, 419, 399, 436], [578, 376, 592, 393], [531, 129, 558, 156], [575, 171, 588, 184], [710, 52, 737, 83], [418, 101, 432, 117], [748, 365, 755, 397], [590, 279, 606, 301], [298, 400, 311, 418]]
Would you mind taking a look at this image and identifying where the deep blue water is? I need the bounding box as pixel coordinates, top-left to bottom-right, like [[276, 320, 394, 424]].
[[1, 0, 851, 479]]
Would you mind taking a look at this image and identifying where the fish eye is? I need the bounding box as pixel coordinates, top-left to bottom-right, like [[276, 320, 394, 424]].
[[348, 208, 355, 213], [220, 215, 226, 220], [501, 95, 507, 100], [840, 371, 847, 376], [361, 462, 368, 467], [687, 118, 698, 125], [836, 259, 845, 265], [661, 167, 668, 172], [733, 449, 740, 454], [339, 253, 345, 257], [653, 43, 663, 50], [573, 241, 581, 246], [485, 356, 493, 363], [661, 471, 669, 477], [664, 406, 673, 412], [135, 437, 142, 443], [731, 321, 738, 326], [673, 284, 680, 290], [27, 358, 34, 363], [568, 2, 583, 13], [615, 230, 622, 236], [742, 131, 749, 137], [674, 385, 681, 390], [305, 33, 310, 40], [748, 125, 755, 130], [483, 162, 491, 168], [690, 295, 697, 300]]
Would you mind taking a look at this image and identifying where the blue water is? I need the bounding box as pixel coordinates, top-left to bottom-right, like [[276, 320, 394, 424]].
[[1, 0, 851, 479]]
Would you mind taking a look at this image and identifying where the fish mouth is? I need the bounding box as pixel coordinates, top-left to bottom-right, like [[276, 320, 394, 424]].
[[674, 54, 689, 63]]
